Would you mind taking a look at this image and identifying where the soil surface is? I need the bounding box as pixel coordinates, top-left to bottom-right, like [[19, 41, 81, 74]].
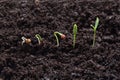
[[0, 0, 120, 80]]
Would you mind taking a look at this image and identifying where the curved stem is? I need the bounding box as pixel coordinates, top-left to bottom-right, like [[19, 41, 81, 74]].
[[35, 34, 42, 45], [54, 32, 59, 46], [21, 36, 26, 45]]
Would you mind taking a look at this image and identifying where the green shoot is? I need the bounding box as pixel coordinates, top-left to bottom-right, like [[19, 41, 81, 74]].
[[73, 24, 78, 48], [54, 32, 66, 47], [35, 34, 42, 45], [91, 17, 99, 47]]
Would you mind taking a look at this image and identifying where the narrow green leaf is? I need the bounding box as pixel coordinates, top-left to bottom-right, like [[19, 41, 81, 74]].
[[91, 24, 94, 29], [95, 17, 99, 29], [73, 24, 78, 35], [73, 24, 78, 48]]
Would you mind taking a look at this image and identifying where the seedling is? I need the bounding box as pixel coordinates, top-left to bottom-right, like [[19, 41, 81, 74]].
[[91, 17, 99, 47], [54, 31, 66, 47], [35, 34, 42, 45], [21, 36, 31, 45], [73, 24, 78, 48]]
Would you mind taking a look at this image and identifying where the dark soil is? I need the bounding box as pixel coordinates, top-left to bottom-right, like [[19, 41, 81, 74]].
[[0, 0, 120, 80]]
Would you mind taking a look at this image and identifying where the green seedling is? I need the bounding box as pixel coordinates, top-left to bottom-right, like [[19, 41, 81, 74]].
[[21, 36, 31, 45], [35, 34, 42, 45], [73, 24, 78, 48], [54, 31, 66, 47], [91, 17, 99, 47]]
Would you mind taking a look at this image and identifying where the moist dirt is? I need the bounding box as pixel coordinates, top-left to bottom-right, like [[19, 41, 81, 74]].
[[0, 0, 120, 80]]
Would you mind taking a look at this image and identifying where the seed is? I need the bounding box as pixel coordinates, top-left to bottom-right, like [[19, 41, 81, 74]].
[[61, 34, 66, 39], [25, 39, 31, 44]]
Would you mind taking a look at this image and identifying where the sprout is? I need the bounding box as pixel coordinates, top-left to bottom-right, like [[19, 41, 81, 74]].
[[73, 24, 78, 48], [35, 34, 42, 45], [54, 31, 66, 47], [21, 36, 31, 45], [91, 17, 99, 47]]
